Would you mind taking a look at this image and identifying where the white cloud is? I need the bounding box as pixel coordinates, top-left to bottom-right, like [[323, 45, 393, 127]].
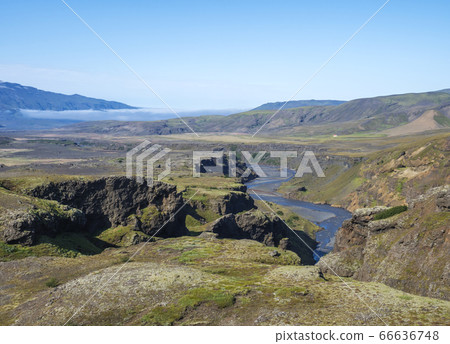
[[20, 107, 242, 122]]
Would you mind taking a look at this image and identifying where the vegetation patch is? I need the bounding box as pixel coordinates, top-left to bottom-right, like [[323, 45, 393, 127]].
[[45, 277, 60, 288], [141, 304, 184, 326], [139, 205, 161, 227], [178, 246, 221, 264], [195, 208, 221, 223], [96, 225, 131, 246], [185, 215, 203, 228], [274, 286, 308, 299], [396, 178, 406, 194], [373, 205, 408, 220], [141, 287, 236, 325], [0, 242, 34, 261], [398, 294, 413, 301], [422, 212, 450, 228], [39, 233, 102, 255], [434, 114, 450, 127], [95, 224, 151, 248], [0, 232, 103, 261], [0, 175, 94, 194]]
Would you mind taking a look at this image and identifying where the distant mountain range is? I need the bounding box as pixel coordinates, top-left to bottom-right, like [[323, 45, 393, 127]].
[[0, 81, 137, 130], [65, 89, 450, 137], [1, 81, 449, 136], [252, 99, 345, 111], [0, 81, 134, 112], [0, 82, 243, 130]]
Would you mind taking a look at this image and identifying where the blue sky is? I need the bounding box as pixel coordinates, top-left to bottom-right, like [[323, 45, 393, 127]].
[[1, 0, 449, 110]]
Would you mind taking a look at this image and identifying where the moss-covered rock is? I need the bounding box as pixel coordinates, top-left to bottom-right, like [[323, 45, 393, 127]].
[[319, 186, 450, 300], [204, 209, 317, 265], [28, 177, 188, 237]]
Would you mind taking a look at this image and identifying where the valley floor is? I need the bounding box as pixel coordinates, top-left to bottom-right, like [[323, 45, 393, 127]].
[[0, 130, 449, 326]]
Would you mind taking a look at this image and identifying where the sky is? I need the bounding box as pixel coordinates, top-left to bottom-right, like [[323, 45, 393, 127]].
[[1, 0, 450, 110]]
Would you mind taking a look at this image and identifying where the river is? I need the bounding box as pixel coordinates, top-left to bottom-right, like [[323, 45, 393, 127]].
[[245, 166, 351, 259]]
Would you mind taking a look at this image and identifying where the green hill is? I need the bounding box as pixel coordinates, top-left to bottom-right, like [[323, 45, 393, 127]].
[[252, 99, 345, 110], [64, 90, 450, 136]]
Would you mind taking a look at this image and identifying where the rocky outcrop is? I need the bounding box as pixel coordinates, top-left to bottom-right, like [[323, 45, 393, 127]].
[[279, 135, 449, 210], [211, 191, 255, 215], [333, 206, 390, 252], [29, 177, 188, 237], [344, 136, 450, 211], [319, 186, 450, 300], [189, 190, 255, 218], [0, 177, 188, 245], [436, 188, 450, 211], [0, 205, 86, 245], [204, 209, 317, 264]]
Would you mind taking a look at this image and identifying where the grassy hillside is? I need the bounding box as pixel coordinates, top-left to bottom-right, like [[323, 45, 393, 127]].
[[252, 99, 345, 110], [2, 235, 449, 325], [278, 133, 450, 210], [62, 90, 450, 136], [0, 135, 449, 325]]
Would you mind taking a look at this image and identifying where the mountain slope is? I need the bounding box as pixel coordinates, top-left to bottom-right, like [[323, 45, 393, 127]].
[[252, 99, 345, 110], [2, 83, 450, 135], [244, 91, 450, 134], [278, 133, 450, 210], [0, 81, 135, 111], [63, 90, 450, 136], [383, 109, 447, 136]]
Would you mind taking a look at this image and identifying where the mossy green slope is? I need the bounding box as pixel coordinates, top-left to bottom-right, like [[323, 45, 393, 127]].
[[278, 133, 450, 210], [1, 236, 449, 326]]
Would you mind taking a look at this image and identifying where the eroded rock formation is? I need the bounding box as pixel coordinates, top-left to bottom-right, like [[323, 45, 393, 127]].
[[204, 209, 317, 264], [318, 186, 450, 300], [1, 177, 188, 245]]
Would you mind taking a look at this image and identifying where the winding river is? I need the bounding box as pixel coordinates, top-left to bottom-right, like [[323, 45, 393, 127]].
[[245, 166, 351, 259]]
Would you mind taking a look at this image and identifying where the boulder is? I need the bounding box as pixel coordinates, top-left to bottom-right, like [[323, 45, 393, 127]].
[[436, 188, 450, 211]]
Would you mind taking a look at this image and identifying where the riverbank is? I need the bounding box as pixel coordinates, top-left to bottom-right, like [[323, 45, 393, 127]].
[[245, 166, 351, 257]]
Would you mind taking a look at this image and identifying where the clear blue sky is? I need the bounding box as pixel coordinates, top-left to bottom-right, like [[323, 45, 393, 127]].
[[1, 0, 449, 109]]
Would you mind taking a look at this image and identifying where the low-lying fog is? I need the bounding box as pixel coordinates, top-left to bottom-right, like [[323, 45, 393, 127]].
[[21, 107, 246, 122]]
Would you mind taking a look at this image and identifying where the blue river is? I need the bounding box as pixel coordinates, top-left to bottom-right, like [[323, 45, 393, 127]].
[[245, 166, 351, 259]]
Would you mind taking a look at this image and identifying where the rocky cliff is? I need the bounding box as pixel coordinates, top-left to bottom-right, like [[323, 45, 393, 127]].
[[0, 177, 188, 246], [344, 135, 450, 211], [203, 209, 317, 265], [188, 190, 255, 218], [318, 186, 450, 300], [0, 202, 86, 246]]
